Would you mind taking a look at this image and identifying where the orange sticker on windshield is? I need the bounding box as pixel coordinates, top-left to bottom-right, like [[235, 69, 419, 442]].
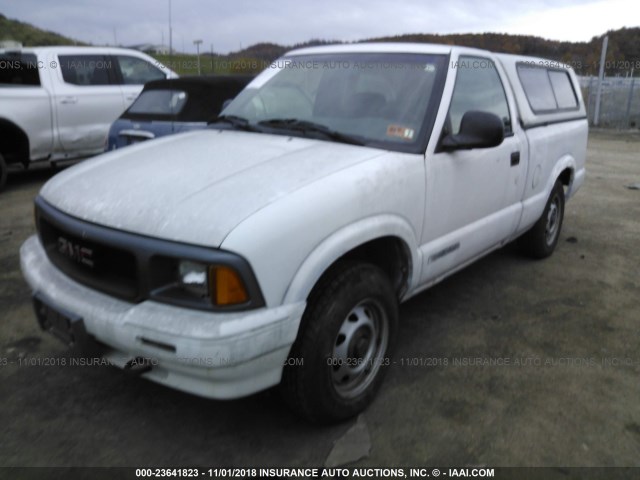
[[387, 125, 415, 141]]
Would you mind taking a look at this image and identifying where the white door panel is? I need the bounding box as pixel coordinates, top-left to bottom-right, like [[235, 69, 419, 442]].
[[418, 202, 522, 283], [421, 136, 521, 281], [52, 53, 125, 155], [419, 54, 523, 284]]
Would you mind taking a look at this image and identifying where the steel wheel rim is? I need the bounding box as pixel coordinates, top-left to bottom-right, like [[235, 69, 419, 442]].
[[545, 194, 561, 246], [331, 298, 389, 399]]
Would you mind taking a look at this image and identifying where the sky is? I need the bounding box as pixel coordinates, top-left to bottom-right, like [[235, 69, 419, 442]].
[[0, 0, 638, 54]]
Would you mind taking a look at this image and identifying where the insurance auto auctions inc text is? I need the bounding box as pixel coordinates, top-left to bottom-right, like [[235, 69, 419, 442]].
[[243, 467, 495, 478]]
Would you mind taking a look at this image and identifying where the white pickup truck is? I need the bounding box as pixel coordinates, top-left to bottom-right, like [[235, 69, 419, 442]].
[[0, 46, 176, 190], [20, 43, 587, 422]]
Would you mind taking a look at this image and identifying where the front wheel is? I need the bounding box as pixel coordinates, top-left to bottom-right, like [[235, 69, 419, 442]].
[[281, 262, 398, 423], [520, 179, 565, 259]]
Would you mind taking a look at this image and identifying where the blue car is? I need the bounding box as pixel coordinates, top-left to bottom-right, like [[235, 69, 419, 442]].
[[106, 75, 253, 150]]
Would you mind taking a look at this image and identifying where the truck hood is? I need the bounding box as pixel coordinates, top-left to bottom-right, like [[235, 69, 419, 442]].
[[41, 129, 384, 247]]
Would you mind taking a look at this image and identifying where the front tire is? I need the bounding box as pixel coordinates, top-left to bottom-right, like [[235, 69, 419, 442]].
[[520, 179, 565, 259], [281, 262, 398, 423]]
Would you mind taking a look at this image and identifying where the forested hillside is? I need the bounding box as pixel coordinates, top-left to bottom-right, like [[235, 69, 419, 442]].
[[2, 11, 638, 76], [227, 28, 640, 76], [0, 13, 84, 46]]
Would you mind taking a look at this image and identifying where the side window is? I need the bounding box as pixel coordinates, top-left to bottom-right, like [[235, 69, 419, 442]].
[[548, 70, 578, 109], [448, 56, 511, 135], [517, 65, 578, 112], [0, 53, 40, 86], [115, 56, 165, 85], [517, 66, 556, 111], [127, 90, 188, 115], [59, 55, 112, 86]]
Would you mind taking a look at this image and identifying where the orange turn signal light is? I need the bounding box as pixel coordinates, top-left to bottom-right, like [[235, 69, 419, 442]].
[[211, 266, 249, 306]]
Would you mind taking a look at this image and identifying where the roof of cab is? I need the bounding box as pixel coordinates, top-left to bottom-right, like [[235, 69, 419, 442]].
[[286, 42, 489, 57], [0, 46, 154, 55]]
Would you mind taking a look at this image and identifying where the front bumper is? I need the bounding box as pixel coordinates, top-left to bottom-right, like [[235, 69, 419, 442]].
[[20, 235, 305, 399]]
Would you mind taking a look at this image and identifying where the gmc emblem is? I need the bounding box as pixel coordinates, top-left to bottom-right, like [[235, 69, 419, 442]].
[[57, 236, 94, 268]]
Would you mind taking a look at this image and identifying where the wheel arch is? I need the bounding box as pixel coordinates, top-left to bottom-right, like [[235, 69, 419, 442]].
[[548, 155, 576, 198], [282, 214, 420, 305], [558, 164, 582, 199], [0, 118, 30, 167]]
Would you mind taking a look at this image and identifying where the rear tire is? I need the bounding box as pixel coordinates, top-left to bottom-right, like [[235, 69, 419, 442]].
[[0, 153, 7, 192], [520, 179, 565, 259], [281, 262, 398, 423]]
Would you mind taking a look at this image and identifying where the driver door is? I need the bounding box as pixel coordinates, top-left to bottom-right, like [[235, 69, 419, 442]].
[[420, 56, 524, 283]]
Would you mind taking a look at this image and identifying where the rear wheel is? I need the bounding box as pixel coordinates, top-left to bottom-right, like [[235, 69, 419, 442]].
[[520, 179, 565, 259], [0, 153, 7, 192], [281, 262, 398, 423]]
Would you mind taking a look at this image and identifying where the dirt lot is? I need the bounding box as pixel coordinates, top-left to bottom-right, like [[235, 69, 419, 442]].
[[0, 131, 639, 471]]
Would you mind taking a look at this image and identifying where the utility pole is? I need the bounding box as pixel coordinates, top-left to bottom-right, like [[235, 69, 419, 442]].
[[194, 39, 203, 75], [624, 69, 635, 129], [168, 0, 173, 56], [594, 35, 608, 127]]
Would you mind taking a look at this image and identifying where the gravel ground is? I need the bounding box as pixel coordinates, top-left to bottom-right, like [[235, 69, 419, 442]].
[[0, 131, 639, 471]]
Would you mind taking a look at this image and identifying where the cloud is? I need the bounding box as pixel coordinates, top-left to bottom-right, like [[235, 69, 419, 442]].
[[499, 0, 638, 41]]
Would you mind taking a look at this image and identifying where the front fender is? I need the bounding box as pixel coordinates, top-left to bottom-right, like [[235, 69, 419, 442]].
[[282, 214, 421, 305], [220, 150, 426, 308]]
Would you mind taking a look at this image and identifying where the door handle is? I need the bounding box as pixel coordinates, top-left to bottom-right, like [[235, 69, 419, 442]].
[[510, 151, 520, 166], [60, 96, 78, 104], [125, 94, 138, 102]]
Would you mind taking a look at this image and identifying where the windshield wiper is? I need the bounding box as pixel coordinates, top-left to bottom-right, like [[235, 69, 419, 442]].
[[257, 118, 365, 146], [209, 114, 260, 132]]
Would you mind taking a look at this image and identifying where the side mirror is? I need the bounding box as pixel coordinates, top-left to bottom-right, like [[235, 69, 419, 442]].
[[441, 111, 504, 150]]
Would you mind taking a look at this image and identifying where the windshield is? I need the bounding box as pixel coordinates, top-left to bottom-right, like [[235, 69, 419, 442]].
[[221, 52, 447, 152]]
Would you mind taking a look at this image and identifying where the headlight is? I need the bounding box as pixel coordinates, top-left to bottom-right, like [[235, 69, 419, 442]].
[[177, 261, 249, 306], [149, 252, 260, 311], [178, 260, 208, 297]]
